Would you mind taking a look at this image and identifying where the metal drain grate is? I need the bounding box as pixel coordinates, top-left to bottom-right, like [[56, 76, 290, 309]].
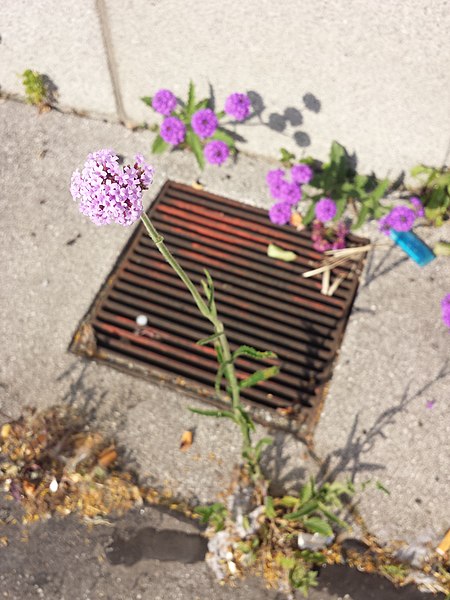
[[71, 181, 367, 433]]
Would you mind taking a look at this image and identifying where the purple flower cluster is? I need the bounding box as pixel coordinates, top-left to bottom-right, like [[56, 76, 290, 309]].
[[70, 149, 154, 226], [379, 197, 424, 235], [191, 108, 218, 139], [152, 89, 177, 116], [204, 140, 229, 165], [267, 163, 313, 225], [160, 117, 186, 145], [315, 197, 337, 223], [225, 93, 251, 121], [312, 221, 348, 253], [441, 294, 450, 328]]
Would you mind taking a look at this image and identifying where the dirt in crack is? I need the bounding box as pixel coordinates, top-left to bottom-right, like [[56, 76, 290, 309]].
[[105, 527, 208, 566]]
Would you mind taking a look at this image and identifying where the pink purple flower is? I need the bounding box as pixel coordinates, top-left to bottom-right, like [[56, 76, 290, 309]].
[[160, 116, 186, 145], [388, 206, 416, 232], [410, 196, 425, 217], [70, 149, 154, 226], [266, 169, 285, 187], [379, 215, 392, 235], [441, 294, 450, 328], [311, 220, 348, 252], [191, 108, 218, 139], [224, 93, 251, 121], [269, 201, 292, 225], [315, 197, 337, 222], [279, 181, 302, 205], [291, 163, 313, 185], [204, 140, 229, 165], [151, 89, 177, 116]]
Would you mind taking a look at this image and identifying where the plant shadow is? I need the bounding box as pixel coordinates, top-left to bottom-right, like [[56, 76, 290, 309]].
[[316, 360, 450, 485]]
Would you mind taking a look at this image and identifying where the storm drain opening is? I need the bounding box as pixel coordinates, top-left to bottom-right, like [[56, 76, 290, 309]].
[[71, 180, 368, 435]]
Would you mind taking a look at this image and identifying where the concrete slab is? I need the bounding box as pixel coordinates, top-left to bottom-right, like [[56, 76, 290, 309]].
[[0, 99, 449, 547], [0, 0, 116, 117]]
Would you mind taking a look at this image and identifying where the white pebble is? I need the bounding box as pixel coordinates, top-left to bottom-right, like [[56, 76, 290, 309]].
[[136, 315, 148, 326]]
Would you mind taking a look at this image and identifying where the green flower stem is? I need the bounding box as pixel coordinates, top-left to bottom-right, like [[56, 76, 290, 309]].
[[140, 213, 259, 477]]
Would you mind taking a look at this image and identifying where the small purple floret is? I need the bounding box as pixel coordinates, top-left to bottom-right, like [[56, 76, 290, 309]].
[[266, 169, 285, 187], [269, 201, 292, 225], [204, 140, 229, 165], [441, 293, 450, 328], [291, 163, 313, 185], [388, 206, 416, 232], [152, 89, 177, 116], [224, 93, 251, 121], [315, 197, 337, 222], [279, 181, 302, 205], [70, 149, 154, 227], [410, 196, 425, 218], [160, 117, 186, 145], [191, 108, 218, 139]]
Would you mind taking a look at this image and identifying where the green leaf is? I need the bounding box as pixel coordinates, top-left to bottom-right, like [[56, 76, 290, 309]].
[[284, 500, 319, 520], [187, 81, 196, 115], [194, 98, 209, 111], [300, 477, 315, 504], [280, 147, 296, 166], [334, 196, 347, 220], [265, 496, 276, 519], [254, 436, 273, 461], [279, 495, 300, 508], [317, 502, 348, 529], [304, 517, 333, 537], [196, 332, 222, 346], [141, 96, 153, 107], [212, 129, 235, 149], [303, 200, 317, 226], [369, 178, 390, 205], [232, 345, 277, 361], [151, 134, 169, 154], [352, 203, 369, 230], [267, 243, 297, 262], [189, 406, 234, 419], [215, 362, 226, 395], [376, 480, 391, 495], [239, 365, 279, 389], [186, 130, 205, 169]]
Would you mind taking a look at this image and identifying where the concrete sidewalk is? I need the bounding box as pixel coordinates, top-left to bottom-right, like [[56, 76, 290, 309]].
[[0, 98, 449, 554]]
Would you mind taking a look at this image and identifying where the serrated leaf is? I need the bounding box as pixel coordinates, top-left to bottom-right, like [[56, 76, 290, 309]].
[[300, 477, 315, 503], [303, 200, 317, 225], [194, 98, 209, 111], [265, 496, 276, 519], [239, 366, 279, 389], [186, 130, 205, 169], [196, 332, 222, 346], [189, 406, 234, 419], [369, 178, 390, 205], [212, 128, 235, 149], [279, 495, 300, 508], [351, 203, 369, 230], [334, 197, 347, 220], [141, 96, 153, 107], [304, 517, 333, 537], [267, 243, 297, 262], [284, 500, 319, 520], [232, 345, 277, 361], [187, 80, 196, 116], [152, 134, 169, 154]]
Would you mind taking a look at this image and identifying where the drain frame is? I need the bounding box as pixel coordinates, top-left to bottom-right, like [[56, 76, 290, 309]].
[[71, 180, 368, 436]]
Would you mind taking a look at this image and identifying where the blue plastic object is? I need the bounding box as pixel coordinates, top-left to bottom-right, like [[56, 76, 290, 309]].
[[389, 229, 436, 266]]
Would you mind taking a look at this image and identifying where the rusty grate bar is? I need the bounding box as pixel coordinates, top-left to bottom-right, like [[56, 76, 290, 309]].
[[71, 181, 368, 434]]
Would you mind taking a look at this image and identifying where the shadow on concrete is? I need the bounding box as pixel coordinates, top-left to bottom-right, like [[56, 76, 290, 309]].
[[363, 245, 409, 288], [316, 360, 450, 484], [260, 430, 308, 496]]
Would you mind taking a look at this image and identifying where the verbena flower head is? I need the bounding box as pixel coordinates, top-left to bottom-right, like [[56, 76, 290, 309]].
[[191, 108, 218, 139], [311, 220, 348, 252], [410, 196, 425, 217], [152, 89, 177, 116], [315, 197, 337, 222], [279, 181, 302, 205], [291, 163, 313, 185], [225, 93, 251, 121], [269, 201, 292, 225], [388, 206, 416, 232], [441, 294, 450, 328], [70, 149, 154, 226], [204, 140, 229, 165], [378, 214, 392, 235], [266, 169, 285, 187], [160, 116, 186, 145]]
